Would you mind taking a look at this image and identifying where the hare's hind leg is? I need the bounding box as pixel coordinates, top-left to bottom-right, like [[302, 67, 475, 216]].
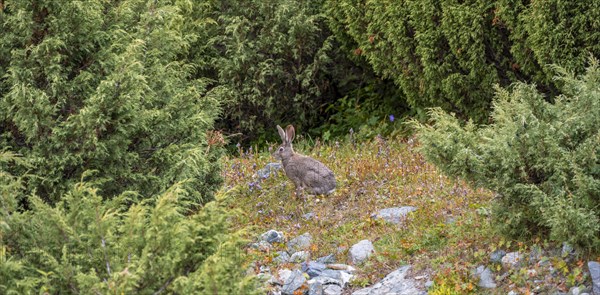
[[294, 185, 308, 201]]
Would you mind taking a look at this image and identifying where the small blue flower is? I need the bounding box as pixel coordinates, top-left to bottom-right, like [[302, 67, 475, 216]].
[[389, 114, 395, 122]]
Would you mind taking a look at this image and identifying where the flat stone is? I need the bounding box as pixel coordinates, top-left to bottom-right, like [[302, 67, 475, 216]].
[[302, 261, 327, 278], [288, 233, 313, 252], [316, 254, 336, 264], [339, 271, 354, 287], [279, 269, 292, 283], [250, 240, 272, 252], [501, 252, 523, 269], [308, 276, 343, 287], [282, 269, 307, 295], [349, 240, 375, 265], [308, 281, 324, 295], [372, 207, 417, 224], [275, 251, 290, 264], [323, 284, 343, 295], [289, 250, 310, 263], [261, 229, 285, 244], [490, 250, 506, 263], [476, 265, 497, 289], [569, 286, 581, 295], [352, 266, 425, 295], [588, 261, 600, 295]]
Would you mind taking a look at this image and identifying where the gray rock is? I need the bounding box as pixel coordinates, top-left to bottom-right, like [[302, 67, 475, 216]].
[[288, 233, 313, 252], [261, 230, 285, 244], [490, 250, 506, 263], [352, 266, 425, 295], [310, 270, 354, 288], [323, 284, 343, 295], [562, 242, 576, 258], [372, 207, 417, 224], [275, 251, 290, 264], [321, 269, 342, 281], [290, 251, 310, 263], [309, 276, 343, 287], [257, 162, 282, 179], [501, 252, 523, 269], [282, 270, 307, 295], [425, 281, 434, 289], [308, 281, 324, 295], [302, 261, 327, 278], [251, 240, 272, 252], [279, 269, 292, 283], [316, 254, 336, 264], [569, 286, 580, 295], [339, 271, 354, 287], [349, 240, 375, 265], [507, 291, 518, 295], [476, 265, 496, 289], [588, 261, 600, 295]]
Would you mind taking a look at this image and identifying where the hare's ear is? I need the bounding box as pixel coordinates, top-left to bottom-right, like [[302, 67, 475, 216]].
[[277, 125, 287, 143], [286, 125, 295, 143]]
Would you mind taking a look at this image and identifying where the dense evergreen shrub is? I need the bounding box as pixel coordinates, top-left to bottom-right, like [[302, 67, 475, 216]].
[[210, 0, 375, 144], [496, 0, 600, 88], [0, 0, 222, 205], [1, 1, 258, 293], [0, 154, 257, 294], [325, 0, 600, 122], [415, 61, 600, 248]]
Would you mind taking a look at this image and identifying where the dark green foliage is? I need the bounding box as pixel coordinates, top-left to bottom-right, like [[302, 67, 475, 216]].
[[415, 61, 600, 248], [325, 0, 600, 122], [1, 0, 222, 205], [497, 0, 600, 88], [320, 78, 410, 141], [210, 0, 372, 144]]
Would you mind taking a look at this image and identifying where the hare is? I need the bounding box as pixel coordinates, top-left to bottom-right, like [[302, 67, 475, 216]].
[[273, 125, 336, 196]]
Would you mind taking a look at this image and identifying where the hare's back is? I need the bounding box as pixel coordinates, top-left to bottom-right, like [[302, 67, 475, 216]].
[[298, 157, 336, 194]]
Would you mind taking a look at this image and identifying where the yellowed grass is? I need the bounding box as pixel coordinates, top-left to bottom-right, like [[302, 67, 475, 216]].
[[222, 137, 589, 294]]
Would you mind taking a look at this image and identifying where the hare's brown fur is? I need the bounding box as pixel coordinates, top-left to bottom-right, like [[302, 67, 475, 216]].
[[273, 125, 336, 196]]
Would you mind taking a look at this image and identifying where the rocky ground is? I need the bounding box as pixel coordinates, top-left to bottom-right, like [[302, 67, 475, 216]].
[[249, 214, 600, 295], [225, 139, 600, 295]]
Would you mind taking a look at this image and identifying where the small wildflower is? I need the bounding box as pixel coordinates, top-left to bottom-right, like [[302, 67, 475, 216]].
[[389, 114, 395, 122]]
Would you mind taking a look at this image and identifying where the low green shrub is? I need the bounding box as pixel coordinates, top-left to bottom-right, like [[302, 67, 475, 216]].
[[415, 60, 600, 248], [0, 154, 258, 294]]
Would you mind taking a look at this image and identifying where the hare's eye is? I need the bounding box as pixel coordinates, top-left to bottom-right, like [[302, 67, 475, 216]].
[[279, 147, 284, 152]]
